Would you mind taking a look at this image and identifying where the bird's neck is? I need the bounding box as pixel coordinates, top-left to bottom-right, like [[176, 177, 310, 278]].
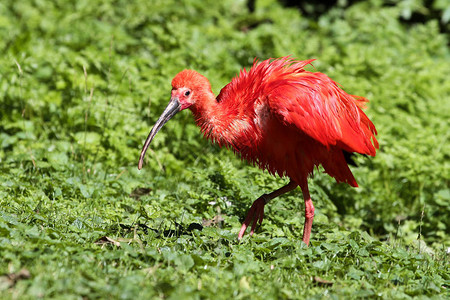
[[189, 90, 234, 146]]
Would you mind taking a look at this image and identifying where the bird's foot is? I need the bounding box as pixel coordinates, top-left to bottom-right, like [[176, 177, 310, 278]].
[[238, 195, 269, 239]]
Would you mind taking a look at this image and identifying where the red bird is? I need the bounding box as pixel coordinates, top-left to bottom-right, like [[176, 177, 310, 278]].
[[138, 57, 378, 245]]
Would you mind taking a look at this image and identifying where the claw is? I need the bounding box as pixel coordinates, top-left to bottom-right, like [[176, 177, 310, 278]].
[[238, 197, 265, 239]]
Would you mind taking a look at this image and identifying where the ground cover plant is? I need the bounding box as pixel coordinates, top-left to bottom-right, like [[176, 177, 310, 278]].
[[0, 0, 449, 298]]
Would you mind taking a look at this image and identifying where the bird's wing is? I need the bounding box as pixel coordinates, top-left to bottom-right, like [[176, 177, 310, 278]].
[[267, 72, 378, 156]]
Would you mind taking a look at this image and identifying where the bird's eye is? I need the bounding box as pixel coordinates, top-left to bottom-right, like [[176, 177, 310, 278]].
[[184, 90, 191, 97]]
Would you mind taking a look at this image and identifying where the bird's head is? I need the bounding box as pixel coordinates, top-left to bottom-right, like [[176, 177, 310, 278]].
[[171, 70, 211, 110], [138, 70, 212, 169]]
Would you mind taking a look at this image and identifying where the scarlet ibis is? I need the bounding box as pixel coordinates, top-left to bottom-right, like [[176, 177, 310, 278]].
[[138, 57, 378, 245]]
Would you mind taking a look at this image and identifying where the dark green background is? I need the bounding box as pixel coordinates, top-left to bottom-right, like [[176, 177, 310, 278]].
[[1, 0, 448, 298]]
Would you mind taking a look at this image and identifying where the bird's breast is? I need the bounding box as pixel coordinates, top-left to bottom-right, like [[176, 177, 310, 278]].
[[223, 118, 258, 149], [197, 99, 272, 154]]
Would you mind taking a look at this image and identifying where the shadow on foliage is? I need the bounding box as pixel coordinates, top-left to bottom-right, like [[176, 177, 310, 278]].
[[247, 0, 449, 34], [118, 222, 204, 238]]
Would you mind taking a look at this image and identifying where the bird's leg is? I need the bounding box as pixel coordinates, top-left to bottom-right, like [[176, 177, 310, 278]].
[[301, 185, 315, 246], [238, 181, 298, 239]]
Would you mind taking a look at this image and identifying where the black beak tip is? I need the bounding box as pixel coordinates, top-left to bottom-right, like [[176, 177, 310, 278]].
[[138, 155, 145, 170]]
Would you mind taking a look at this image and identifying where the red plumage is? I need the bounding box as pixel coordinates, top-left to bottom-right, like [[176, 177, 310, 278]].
[[139, 57, 379, 245]]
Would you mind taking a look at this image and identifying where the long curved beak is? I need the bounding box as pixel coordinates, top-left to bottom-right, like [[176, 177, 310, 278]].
[[138, 97, 181, 170]]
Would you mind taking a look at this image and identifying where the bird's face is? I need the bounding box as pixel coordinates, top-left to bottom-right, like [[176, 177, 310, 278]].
[[170, 87, 194, 110], [138, 70, 210, 169]]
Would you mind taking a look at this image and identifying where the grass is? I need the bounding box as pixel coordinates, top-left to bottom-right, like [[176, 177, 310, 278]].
[[0, 0, 449, 298]]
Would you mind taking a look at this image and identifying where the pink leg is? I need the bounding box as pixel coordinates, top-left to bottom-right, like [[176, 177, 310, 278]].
[[301, 185, 315, 246], [238, 181, 298, 239]]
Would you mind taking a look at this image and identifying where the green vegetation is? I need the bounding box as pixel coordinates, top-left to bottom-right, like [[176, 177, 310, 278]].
[[0, 0, 449, 298]]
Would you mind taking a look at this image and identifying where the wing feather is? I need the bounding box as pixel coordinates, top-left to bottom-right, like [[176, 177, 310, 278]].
[[217, 57, 378, 156], [263, 61, 378, 155]]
